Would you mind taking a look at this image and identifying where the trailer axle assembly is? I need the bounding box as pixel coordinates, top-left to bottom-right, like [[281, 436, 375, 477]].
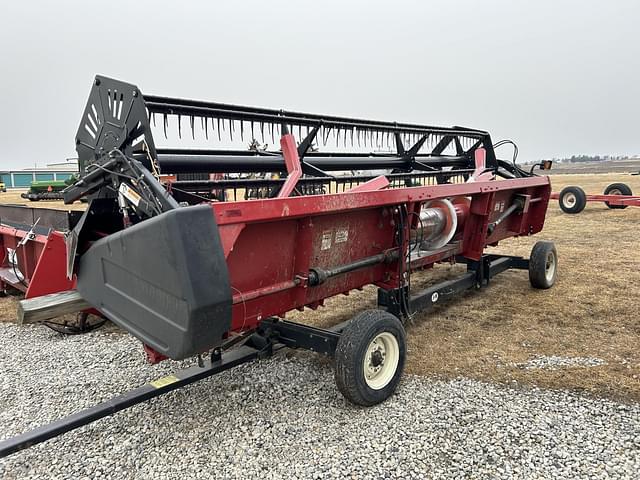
[[553, 182, 638, 214]]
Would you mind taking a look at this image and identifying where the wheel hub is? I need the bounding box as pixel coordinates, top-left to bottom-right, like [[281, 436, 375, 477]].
[[545, 252, 556, 282], [563, 192, 576, 207], [370, 349, 384, 367], [363, 332, 400, 390]]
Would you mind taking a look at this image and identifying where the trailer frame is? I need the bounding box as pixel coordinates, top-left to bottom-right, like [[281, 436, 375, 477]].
[[0, 250, 531, 458]]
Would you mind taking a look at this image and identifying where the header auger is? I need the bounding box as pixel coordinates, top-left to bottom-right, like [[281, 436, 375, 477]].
[[0, 75, 556, 457]]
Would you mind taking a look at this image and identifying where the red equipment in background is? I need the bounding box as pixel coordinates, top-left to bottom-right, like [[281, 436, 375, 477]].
[[0, 207, 77, 298], [552, 182, 638, 214]]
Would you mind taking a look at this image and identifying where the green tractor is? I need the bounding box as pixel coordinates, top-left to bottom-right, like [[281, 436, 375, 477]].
[[20, 175, 79, 201]]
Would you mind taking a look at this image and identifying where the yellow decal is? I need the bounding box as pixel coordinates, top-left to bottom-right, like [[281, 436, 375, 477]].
[[119, 182, 142, 207], [150, 374, 179, 389]]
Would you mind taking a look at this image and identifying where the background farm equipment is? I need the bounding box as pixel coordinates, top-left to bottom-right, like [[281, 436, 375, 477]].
[[0, 75, 557, 457], [20, 177, 80, 201], [553, 182, 639, 213]]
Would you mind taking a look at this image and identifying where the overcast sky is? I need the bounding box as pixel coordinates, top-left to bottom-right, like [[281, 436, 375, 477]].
[[1, 0, 639, 169]]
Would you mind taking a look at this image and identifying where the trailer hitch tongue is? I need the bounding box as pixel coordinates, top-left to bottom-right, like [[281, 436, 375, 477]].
[[0, 344, 262, 458]]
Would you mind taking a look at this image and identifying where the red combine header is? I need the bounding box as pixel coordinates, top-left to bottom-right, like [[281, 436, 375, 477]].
[[0, 75, 557, 456]]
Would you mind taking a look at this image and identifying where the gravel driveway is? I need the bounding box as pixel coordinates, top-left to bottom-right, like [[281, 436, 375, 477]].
[[0, 323, 638, 479]]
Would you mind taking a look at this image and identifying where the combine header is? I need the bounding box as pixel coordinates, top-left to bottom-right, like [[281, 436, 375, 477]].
[[0, 75, 557, 456]]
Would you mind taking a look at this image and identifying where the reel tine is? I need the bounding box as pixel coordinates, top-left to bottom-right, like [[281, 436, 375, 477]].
[[229, 119, 233, 141], [217, 118, 222, 141], [251, 121, 255, 142], [269, 122, 274, 144], [350, 127, 354, 147], [190, 116, 195, 140], [152, 112, 156, 127], [324, 126, 331, 145], [163, 114, 168, 139], [260, 122, 265, 143], [178, 115, 182, 139], [202, 117, 208, 140], [240, 120, 244, 142]]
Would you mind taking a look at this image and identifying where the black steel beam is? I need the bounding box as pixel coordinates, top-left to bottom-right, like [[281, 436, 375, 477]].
[[168, 169, 474, 192], [379, 254, 530, 317], [154, 153, 471, 174], [408, 272, 477, 313], [144, 95, 488, 138], [260, 319, 341, 356]]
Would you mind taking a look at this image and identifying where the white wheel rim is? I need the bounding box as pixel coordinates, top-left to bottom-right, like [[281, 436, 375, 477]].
[[363, 332, 400, 390], [545, 251, 556, 283], [562, 192, 576, 208]]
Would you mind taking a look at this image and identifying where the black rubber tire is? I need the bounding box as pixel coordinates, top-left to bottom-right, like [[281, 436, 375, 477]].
[[529, 241, 558, 289], [558, 186, 586, 214], [334, 310, 406, 406], [603, 183, 632, 209]]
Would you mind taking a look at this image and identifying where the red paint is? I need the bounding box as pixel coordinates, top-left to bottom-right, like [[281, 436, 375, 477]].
[[25, 231, 75, 298], [0, 225, 49, 293], [214, 175, 551, 333], [277, 133, 302, 198], [347, 175, 390, 192], [144, 344, 168, 364]]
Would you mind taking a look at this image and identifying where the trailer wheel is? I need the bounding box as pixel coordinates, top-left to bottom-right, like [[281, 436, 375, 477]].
[[558, 186, 586, 214], [334, 310, 406, 406], [529, 241, 558, 289], [603, 183, 632, 209]]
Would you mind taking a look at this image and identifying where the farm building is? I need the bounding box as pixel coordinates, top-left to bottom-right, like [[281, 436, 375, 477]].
[[0, 160, 79, 188]]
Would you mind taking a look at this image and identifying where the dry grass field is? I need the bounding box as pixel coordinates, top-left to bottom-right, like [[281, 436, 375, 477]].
[[1, 173, 639, 401]]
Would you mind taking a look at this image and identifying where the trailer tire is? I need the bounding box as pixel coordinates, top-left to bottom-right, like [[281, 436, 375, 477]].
[[558, 186, 586, 214], [529, 241, 558, 289], [334, 310, 406, 406], [603, 183, 632, 209]]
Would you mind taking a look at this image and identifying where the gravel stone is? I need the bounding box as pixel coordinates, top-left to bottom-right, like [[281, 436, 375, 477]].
[[516, 355, 606, 370], [0, 323, 638, 479]]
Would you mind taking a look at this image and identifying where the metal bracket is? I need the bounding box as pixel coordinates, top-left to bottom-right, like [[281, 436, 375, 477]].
[[378, 254, 530, 318], [259, 318, 340, 356]]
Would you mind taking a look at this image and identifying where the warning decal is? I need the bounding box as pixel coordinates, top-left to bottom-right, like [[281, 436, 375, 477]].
[[150, 374, 179, 389], [335, 228, 349, 243], [321, 231, 332, 250]]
